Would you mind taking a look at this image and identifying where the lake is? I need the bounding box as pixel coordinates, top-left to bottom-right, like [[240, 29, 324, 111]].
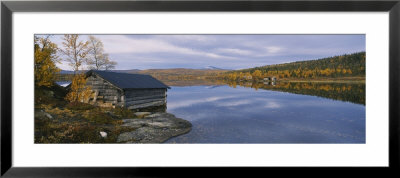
[[165, 82, 365, 143]]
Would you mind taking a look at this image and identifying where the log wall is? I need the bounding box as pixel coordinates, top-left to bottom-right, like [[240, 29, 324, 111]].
[[124, 88, 167, 109], [85, 74, 167, 109]]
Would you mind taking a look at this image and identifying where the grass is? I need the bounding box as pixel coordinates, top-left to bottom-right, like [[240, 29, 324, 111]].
[[35, 105, 138, 143], [34, 84, 139, 143], [66, 101, 95, 111]]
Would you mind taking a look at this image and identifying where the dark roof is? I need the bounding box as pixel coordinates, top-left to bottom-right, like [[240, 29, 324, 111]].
[[87, 70, 170, 89]]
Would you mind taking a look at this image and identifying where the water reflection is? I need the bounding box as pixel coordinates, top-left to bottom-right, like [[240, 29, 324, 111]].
[[165, 85, 365, 143], [218, 80, 364, 105]]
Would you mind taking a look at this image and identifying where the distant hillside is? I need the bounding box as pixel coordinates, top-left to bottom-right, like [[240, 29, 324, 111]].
[[223, 52, 365, 80], [55, 68, 228, 82], [59, 70, 85, 74], [111, 69, 141, 73], [60, 69, 141, 74], [136, 68, 228, 81]]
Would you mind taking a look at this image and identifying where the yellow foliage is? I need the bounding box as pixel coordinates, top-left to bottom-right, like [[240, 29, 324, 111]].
[[65, 74, 93, 103], [34, 36, 60, 87], [251, 70, 262, 80]]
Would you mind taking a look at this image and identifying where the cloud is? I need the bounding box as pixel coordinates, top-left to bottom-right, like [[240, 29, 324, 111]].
[[97, 35, 234, 59], [155, 35, 215, 43], [264, 46, 283, 54], [216, 99, 251, 107], [47, 34, 365, 70], [215, 48, 253, 56], [264, 101, 281, 109]]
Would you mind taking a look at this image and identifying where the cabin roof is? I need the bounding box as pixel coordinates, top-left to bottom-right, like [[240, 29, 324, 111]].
[[86, 70, 170, 89]]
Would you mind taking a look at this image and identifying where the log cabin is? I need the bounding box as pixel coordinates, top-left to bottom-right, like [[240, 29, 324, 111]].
[[84, 70, 170, 109]]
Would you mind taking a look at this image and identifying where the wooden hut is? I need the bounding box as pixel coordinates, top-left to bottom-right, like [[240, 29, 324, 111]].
[[84, 70, 170, 109], [244, 75, 252, 80]]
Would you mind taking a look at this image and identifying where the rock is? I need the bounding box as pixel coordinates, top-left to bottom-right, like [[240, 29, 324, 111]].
[[35, 110, 53, 119], [146, 113, 163, 118], [134, 112, 151, 118], [100, 131, 107, 138], [44, 113, 53, 119], [117, 112, 192, 143]]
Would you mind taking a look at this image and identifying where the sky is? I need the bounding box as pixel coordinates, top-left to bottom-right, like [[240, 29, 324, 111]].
[[45, 34, 365, 70]]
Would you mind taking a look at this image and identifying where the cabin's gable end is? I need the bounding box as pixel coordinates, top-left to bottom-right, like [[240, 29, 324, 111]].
[[85, 73, 124, 108]]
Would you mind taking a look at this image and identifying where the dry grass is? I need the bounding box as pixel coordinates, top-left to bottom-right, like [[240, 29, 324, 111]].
[[34, 85, 139, 143]]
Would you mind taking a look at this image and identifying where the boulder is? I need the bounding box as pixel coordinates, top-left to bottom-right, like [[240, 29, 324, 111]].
[[134, 112, 151, 118], [44, 113, 53, 119], [117, 112, 192, 143], [35, 110, 53, 119], [100, 131, 107, 138]]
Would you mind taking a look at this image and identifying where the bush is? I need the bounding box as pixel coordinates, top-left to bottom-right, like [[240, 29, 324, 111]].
[[112, 107, 135, 118], [35, 85, 68, 108], [83, 109, 115, 124], [66, 101, 95, 110]]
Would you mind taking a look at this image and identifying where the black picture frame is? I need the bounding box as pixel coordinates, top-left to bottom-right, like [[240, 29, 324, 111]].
[[1, 0, 399, 177]]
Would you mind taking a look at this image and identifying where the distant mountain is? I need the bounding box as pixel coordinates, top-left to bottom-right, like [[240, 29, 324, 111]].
[[59, 69, 141, 74], [111, 69, 141, 73], [138, 68, 227, 75], [59, 70, 85, 74], [134, 68, 228, 81], [203, 66, 225, 70]]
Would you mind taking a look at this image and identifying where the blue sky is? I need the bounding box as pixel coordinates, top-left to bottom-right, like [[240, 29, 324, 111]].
[[47, 34, 365, 70]]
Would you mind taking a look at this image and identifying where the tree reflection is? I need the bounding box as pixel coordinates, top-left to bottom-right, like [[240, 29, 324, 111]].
[[224, 80, 365, 105]]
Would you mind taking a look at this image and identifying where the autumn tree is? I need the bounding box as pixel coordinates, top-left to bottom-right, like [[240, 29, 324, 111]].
[[59, 34, 90, 73], [251, 70, 262, 80], [104, 56, 117, 70], [87, 35, 117, 70], [244, 72, 252, 80], [65, 73, 92, 103], [34, 36, 60, 87], [60, 35, 92, 103]]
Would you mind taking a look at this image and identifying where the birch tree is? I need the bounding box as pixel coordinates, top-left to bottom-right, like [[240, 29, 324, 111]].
[[60, 35, 92, 103], [87, 35, 117, 70], [104, 56, 117, 70], [60, 34, 90, 73]]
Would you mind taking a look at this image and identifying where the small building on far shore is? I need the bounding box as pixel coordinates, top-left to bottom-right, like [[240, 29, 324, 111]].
[[84, 70, 170, 109], [263, 76, 277, 82], [244, 75, 252, 80]]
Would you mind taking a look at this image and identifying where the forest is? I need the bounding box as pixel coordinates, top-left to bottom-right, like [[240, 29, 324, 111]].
[[218, 52, 366, 81]]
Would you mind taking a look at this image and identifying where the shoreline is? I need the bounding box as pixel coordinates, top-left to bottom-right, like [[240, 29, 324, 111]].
[[278, 79, 365, 83]]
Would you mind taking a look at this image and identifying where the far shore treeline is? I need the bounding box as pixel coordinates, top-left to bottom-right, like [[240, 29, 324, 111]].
[[220, 52, 365, 81]]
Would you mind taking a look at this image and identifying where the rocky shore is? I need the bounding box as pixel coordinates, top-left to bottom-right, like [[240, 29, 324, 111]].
[[117, 112, 192, 143]]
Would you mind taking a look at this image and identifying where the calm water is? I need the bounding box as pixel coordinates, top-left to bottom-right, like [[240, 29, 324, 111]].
[[165, 83, 365, 143], [55, 81, 71, 87]]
